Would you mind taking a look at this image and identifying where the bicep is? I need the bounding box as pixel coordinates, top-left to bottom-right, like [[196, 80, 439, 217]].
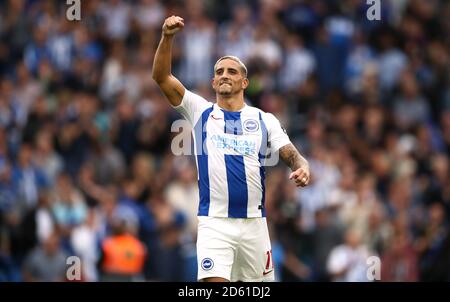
[[156, 75, 186, 107]]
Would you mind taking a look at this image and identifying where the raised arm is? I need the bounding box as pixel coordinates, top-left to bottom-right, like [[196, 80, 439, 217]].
[[152, 16, 186, 107], [279, 143, 310, 187]]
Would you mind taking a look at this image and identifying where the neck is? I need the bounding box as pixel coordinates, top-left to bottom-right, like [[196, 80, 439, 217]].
[[216, 94, 245, 112]]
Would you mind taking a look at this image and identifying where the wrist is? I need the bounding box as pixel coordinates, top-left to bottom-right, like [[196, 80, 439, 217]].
[[162, 33, 175, 39]]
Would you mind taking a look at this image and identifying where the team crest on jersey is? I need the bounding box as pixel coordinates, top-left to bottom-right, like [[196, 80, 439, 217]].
[[201, 258, 214, 271], [243, 119, 259, 132]]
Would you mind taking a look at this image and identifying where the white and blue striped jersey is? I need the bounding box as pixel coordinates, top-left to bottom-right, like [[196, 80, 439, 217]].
[[173, 89, 291, 218]]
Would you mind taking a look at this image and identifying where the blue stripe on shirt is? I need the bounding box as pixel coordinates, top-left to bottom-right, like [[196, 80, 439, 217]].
[[259, 112, 268, 217], [222, 110, 248, 217], [223, 110, 243, 135], [195, 106, 214, 216], [225, 154, 248, 218]]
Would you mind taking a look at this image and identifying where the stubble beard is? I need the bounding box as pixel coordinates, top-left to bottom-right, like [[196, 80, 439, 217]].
[[218, 84, 233, 96]]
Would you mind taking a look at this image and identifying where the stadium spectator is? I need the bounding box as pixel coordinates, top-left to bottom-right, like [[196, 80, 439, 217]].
[[22, 231, 68, 282], [98, 204, 146, 282]]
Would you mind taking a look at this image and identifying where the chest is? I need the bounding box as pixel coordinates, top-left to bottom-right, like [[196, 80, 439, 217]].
[[205, 111, 265, 157]]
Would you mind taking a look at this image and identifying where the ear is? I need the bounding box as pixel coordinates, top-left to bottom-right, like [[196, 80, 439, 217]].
[[211, 78, 216, 90], [242, 78, 249, 89]]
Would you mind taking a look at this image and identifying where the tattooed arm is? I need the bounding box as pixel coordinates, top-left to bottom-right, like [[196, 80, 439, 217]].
[[279, 143, 310, 187]]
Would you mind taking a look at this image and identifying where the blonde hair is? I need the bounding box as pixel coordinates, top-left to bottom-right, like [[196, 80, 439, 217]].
[[214, 55, 248, 77]]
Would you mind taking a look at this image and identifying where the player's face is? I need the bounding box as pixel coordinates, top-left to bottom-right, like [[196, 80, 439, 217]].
[[212, 59, 248, 96]]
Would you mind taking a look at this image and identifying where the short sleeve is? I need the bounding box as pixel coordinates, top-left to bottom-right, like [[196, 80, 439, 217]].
[[172, 89, 212, 126], [263, 112, 291, 152]]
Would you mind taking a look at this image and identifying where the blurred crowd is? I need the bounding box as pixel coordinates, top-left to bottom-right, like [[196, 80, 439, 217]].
[[0, 0, 449, 282]]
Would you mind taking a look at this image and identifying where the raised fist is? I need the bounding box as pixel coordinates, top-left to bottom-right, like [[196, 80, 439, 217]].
[[162, 16, 184, 36]]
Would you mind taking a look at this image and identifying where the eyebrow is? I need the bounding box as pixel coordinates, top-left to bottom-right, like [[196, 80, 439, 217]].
[[215, 67, 239, 73]]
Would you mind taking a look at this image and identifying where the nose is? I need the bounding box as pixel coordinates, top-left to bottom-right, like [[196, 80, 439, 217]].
[[220, 72, 231, 81]]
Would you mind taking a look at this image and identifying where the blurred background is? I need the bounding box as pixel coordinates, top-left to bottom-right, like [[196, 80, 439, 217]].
[[0, 0, 449, 282]]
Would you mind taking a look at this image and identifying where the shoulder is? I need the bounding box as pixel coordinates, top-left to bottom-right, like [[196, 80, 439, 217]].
[[183, 89, 210, 103], [242, 105, 272, 120], [242, 106, 285, 133], [172, 89, 213, 123], [258, 110, 284, 130], [179, 89, 213, 111]]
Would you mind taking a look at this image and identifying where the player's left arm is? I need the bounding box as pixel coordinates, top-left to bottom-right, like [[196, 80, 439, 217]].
[[279, 143, 310, 187]]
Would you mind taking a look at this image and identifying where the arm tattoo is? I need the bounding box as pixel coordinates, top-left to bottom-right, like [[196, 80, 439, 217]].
[[279, 143, 309, 171]]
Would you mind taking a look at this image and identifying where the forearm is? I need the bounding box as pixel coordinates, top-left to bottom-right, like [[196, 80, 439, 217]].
[[152, 16, 185, 106], [279, 143, 309, 172], [152, 34, 174, 83]]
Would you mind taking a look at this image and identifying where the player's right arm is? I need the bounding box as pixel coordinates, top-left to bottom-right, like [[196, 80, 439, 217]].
[[152, 16, 185, 107]]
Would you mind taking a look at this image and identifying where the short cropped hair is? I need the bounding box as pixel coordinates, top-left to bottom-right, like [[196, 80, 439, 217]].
[[214, 55, 248, 77]]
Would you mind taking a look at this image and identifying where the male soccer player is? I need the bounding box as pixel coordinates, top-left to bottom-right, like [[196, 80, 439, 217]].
[[152, 16, 310, 282]]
